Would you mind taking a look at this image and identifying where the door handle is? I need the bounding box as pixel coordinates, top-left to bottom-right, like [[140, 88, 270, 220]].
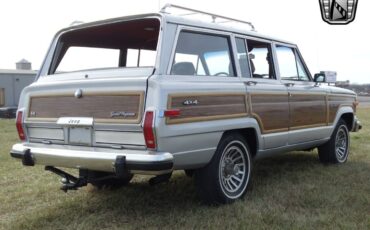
[[246, 81, 258, 86], [284, 83, 295, 87]]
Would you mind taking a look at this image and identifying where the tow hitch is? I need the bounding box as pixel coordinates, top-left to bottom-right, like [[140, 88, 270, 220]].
[[44, 156, 130, 192], [45, 166, 88, 192], [45, 166, 121, 192]]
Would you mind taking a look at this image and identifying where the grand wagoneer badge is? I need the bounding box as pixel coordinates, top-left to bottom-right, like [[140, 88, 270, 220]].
[[110, 111, 136, 118]]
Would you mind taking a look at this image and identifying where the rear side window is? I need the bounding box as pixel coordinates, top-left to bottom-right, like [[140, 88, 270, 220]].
[[171, 31, 235, 77], [246, 39, 275, 79]]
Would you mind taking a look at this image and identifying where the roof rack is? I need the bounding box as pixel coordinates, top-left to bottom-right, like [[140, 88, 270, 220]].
[[160, 4, 256, 31]]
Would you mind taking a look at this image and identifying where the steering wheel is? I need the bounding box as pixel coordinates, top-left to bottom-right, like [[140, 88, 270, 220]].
[[214, 72, 229, 76]]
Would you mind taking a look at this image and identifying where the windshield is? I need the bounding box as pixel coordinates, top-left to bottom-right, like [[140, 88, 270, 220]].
[[49, 18, 160, 74]]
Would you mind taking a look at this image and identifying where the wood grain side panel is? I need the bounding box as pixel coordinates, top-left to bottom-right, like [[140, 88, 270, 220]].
[[28, 93, 144, 123], [167, 94, 247, 124], [250, 93, 289, 133], [290, 94, 327, 129], [328, 95, 355, 124]]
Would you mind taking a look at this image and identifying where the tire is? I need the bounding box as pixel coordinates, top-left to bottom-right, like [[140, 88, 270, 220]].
[[194, 132, 252, 204], [89, 171, 133, 189], [318, 119, 350, 164]]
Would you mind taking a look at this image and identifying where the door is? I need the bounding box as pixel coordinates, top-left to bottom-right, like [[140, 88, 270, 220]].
[[237, 37, 289, 149], [275, 45, 328, 145]]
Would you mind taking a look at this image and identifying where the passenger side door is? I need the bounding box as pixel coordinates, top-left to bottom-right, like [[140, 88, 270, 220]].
[[275, 44, 328, 145], [237, 37, 289, 149]]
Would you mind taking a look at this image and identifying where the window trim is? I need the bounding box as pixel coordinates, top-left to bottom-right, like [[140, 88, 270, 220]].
[[167, 26, 237, 77]]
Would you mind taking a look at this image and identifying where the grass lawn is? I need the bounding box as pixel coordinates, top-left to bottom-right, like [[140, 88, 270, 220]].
[[0, 108, 369, 229]]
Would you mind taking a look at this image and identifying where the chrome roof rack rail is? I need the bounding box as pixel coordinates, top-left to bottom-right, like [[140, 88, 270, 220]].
[[160, 4, 256, 31]]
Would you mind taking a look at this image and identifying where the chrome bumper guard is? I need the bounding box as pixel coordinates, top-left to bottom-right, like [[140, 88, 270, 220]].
[[10, 143, 174, 175]]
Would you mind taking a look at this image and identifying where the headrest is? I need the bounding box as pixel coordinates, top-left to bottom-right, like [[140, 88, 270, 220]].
[[171, 62, 196, 75]]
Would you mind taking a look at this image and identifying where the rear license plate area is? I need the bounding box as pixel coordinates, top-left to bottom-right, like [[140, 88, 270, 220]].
[[68, 127, 92, 146]]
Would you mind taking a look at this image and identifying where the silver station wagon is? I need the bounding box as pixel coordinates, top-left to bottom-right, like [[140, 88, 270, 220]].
[[11, 5, 361, 204]]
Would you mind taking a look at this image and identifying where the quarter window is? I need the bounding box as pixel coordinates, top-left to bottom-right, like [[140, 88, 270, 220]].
[[275, 46, 310, 81], [171, 31, 235, 77]]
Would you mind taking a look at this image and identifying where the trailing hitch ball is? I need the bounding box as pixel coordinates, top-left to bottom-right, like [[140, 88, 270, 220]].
[[45, 166, 88, 192]]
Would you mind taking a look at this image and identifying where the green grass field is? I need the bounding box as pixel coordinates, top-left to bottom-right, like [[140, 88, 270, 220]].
[[1, 109, 369, 229]]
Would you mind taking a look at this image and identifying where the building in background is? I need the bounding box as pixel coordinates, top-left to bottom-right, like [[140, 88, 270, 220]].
[[0, 59, 37, 118]]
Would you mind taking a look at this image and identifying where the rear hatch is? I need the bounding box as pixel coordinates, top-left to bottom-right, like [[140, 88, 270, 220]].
[[24, 69, 151, 149], [21, 16, 161, 149]]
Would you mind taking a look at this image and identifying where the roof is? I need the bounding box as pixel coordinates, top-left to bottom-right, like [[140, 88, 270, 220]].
[[57, 12, 295, 46], [16, 58, 31, 64], [0, 69, 37, 75]]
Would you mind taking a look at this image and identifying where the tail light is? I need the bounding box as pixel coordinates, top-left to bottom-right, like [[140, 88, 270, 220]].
[[16, 111, 26, 141], [143, 111, 156, 149]]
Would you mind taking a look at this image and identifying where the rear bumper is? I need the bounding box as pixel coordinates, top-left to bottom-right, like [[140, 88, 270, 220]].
[[352, 116, 362, 132], [10, 143, 173, 175]]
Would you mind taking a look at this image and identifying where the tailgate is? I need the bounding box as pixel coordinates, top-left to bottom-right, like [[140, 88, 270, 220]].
[[21, 69, 151, 149]]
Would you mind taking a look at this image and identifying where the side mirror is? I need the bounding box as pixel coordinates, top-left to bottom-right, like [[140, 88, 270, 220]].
[[314, 73, 326, 83], [314, 71, 337, 84]]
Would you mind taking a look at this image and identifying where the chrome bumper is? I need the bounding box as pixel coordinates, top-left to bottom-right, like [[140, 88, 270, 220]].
[[10, 143, 173, 175], [352, 116, 362, 132]]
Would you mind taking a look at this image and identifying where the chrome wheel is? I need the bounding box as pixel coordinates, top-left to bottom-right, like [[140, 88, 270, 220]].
[[335, 126, 349, 162], [219, 140, 250, 199]]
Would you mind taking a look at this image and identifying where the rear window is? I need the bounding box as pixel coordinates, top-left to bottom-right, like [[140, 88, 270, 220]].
[[50, 18, 160, 74]]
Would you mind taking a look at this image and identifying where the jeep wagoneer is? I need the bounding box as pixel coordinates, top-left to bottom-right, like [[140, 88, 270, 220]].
[[10, 4, 361, 203]]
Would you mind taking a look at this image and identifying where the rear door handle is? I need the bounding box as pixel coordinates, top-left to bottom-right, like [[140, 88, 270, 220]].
[[246, 81, 258, 86], [284, 83, 295, 87]]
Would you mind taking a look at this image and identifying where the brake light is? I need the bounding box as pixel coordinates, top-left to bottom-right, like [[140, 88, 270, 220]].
[[16, 111, 26, 141], [143, 111, 156, 149]]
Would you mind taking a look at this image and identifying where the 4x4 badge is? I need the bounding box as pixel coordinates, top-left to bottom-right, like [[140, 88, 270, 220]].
[[319, 0, 359, 25]]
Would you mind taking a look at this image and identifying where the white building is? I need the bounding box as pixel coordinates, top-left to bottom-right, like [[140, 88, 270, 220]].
[[0, 59, 37, 117]]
